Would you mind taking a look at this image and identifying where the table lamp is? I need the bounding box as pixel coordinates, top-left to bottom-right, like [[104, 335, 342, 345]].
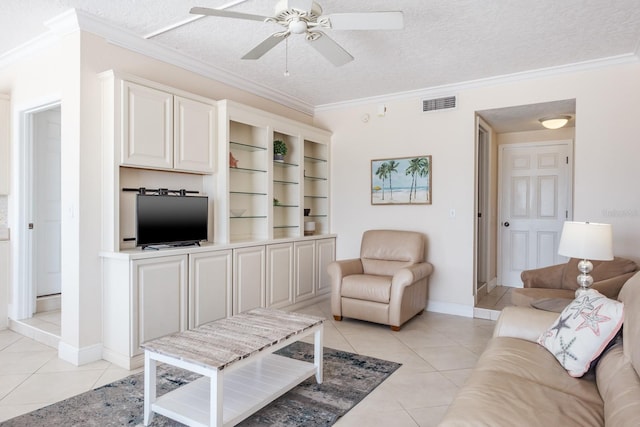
[[558, 221, 614, 297]]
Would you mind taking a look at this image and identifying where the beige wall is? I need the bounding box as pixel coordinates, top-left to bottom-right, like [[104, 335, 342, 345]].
[[315, 62, 640, 315]]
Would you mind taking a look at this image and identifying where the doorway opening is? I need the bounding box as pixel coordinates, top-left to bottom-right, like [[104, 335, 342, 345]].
[[13, 102, 62, 342], [474, 99, 576, 316]]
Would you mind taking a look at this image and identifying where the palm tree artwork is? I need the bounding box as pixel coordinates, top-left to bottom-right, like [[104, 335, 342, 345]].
[[375, 162, 390, 200], [405, 157, 430, 202], [371, 156, 431, 205]]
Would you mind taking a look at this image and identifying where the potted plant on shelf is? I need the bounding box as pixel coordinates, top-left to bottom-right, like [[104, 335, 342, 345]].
[[273, 139, 287, 162]]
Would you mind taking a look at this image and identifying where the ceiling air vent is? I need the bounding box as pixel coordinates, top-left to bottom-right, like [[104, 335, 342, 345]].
[[422, 96, 456, 112]]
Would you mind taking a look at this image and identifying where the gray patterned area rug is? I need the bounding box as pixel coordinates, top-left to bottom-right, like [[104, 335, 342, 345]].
[[3, 342, 401, 427]]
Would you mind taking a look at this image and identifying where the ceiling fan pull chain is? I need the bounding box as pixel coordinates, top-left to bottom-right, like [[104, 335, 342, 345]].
[[284, 38, 290, 77]]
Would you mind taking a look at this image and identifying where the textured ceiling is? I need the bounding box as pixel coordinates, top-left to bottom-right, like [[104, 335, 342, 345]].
[[1, 1, 640, 123]]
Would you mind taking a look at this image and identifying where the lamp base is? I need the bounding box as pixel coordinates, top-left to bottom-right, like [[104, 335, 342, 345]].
[[574, 259, 594, 298]]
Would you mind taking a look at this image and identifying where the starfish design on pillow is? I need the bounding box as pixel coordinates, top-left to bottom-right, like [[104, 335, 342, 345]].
[[550, 313, 571, 336], [576, 304, 611, 336], [554, 335, 578, 366], [568, 293, 604, 319]]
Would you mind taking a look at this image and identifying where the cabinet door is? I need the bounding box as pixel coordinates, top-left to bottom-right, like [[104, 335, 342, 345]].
[[316, 238, 336, 294], [132, 255, 187, 355], [233, 245, 265, 314], [122, 81, 173, 169], [266, 242, 294, 309], [294, 240, 316, 302], [0, 96, 9, 195], [174, 96, 216, 173], [189, 250, 232, 328]]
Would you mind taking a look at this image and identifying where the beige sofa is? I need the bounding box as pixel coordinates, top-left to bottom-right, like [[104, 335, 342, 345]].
[[440, 270, 640, 426], [328, 229, 433, 331], [511, 256, 638, 307]]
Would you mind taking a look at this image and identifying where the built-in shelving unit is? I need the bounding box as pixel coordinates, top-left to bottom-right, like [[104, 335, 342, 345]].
[[216, 100, 331, 244], [272, 131, 301, 239], [303, 140, 329, 236]]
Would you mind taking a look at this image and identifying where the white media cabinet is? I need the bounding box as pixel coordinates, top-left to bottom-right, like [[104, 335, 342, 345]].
[[99, 70, 335, 370]]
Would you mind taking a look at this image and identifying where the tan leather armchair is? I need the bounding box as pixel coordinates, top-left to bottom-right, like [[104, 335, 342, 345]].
[[511, 256, 638, 307], [328, 230, 434, 331]]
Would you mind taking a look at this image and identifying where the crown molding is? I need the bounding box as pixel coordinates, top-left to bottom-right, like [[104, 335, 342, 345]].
[[314, 53, 640, 113], [3, 9, 639, 117], [0, 9, 314, 116], [74, 10, 315, 116]]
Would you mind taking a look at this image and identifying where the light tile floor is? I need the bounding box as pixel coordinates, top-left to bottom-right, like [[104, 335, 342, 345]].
[[0, 299, 497, 426], [476, 285, 513, 311]]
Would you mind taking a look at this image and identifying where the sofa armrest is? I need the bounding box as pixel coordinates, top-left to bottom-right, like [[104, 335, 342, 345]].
[[592, 271, 638, 299], [493, 306, 559, 342], [391, 262, 434, 288], [520, 263, 565, 289]]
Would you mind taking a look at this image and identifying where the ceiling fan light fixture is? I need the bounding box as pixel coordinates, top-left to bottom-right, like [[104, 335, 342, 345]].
[[539, 115, 571, 129], [289, 18, 308, 34]]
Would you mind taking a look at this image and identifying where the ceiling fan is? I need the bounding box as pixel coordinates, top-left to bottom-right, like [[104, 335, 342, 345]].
[[190, 0, 403, 66]]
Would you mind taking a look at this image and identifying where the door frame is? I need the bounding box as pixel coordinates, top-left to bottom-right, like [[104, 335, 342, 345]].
[[14, 100, 62, 320], [474, 117, 494, 304], [496, 140, 574, 287]]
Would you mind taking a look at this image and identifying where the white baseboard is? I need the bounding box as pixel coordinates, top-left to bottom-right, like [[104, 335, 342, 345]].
[[426, 300, 475, 318], [487, 277, 498, 292], [102, 348, 144, 371], [58, 341, 103, 366], [36, 294, 61, 313], [9, 318, 60, 348]]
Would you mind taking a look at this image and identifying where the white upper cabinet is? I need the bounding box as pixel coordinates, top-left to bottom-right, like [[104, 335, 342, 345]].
[[103, 71, 216, 174], [174, 96, 216, 173], [122, 81, 174, 169]]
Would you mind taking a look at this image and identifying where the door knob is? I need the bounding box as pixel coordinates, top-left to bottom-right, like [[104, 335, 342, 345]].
[[503, 221, 510, 227]]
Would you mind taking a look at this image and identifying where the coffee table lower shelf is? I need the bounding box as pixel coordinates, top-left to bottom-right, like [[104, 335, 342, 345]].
[[151, 354, 317, 427]]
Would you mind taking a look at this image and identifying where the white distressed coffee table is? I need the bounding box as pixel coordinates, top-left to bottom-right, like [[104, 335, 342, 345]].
[[141, 308, 324, 427]]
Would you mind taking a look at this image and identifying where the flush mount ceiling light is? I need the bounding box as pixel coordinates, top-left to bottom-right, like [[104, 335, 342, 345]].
[[539, 115, 571, 129]]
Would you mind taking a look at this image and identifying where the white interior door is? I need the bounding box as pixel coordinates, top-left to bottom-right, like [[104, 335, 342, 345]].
[[499, 141, 572, 286], [33, 107, 61, 297]]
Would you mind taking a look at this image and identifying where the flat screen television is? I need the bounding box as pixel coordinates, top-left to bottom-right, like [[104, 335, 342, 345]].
[[136, 194, 208, 248]]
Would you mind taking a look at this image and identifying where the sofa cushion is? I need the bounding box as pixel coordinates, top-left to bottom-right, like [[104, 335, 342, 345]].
[[618, 271, 640, 377], [440, 336, 604, 426], [596, 342, 640, 426], [341, 274, 391, 303], [510, 287, 576, 307], [538, 289, 624, 377]]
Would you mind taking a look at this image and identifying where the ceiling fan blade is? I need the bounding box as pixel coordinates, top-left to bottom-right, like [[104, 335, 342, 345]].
[[190, 7, 269, 22], [325, 12, 404, 30], [307, 32, 353, 66], [287, 0, 314, 13], [242, 34, 287, 60]]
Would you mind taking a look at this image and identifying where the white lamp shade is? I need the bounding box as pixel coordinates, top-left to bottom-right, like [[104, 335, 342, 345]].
[[558, 221, 614, 261]]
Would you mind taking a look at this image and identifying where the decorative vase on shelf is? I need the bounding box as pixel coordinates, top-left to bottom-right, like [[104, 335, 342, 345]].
[[304, 208, 311, 216], [304, 221, 316, 236], [229, 152, 238, 168], [273, 139, 287, 162]]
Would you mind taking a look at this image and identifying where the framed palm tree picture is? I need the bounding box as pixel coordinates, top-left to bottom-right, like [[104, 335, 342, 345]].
[[371, 155, 431, 205]]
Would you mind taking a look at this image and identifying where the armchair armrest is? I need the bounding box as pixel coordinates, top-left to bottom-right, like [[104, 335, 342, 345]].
[[493, 306, 558, 343], [327, 258, 363, 281], [391, 262, 434, 288], [328, 259, 363, 319], [520, 263, 565, 289]]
